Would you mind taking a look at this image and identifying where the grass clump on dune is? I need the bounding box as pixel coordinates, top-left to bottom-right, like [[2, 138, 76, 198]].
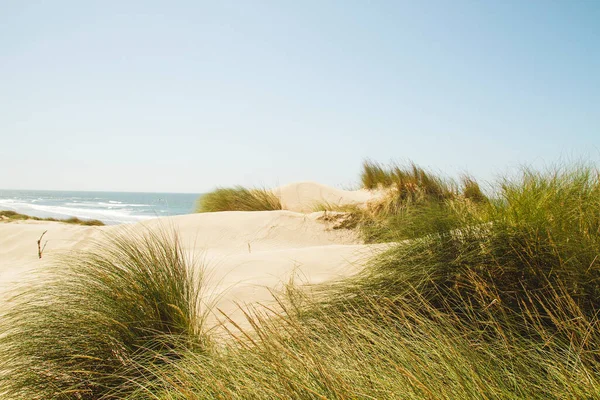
[[361, 160, 395, 189], [361, 160, 456, 200], [361, 160, 488, 203], [0, 210, 105, 226], [137, 290, 600, 399], [461, 175, 487, 203], [354, 160, 487, 242], [0, 229, 208, 399], [61, 216, 106, 226], [196, 186, 282, 212], [311, 201, 361, 213], [343, 163, 600, 318]]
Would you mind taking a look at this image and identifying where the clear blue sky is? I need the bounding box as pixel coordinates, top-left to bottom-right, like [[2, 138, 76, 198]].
[[1, 1, 598, 193]]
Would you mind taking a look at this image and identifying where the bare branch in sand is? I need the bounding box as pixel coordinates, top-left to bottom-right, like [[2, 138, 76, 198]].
[[37, 230, 48, 259]]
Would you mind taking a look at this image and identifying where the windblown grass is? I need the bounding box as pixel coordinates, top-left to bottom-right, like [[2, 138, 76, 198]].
[[354, 160, 486, 242], [361, 160, 395, 189], [0, 229, 208, 399], [311, 200, 361, 213], [361, 160, 456, 201], [359, 197, 479, 242], [461, 175, 487, 203], [196, 186, 282, 212], [0, 210, 104, 226], [123, 283, 600, 399], [342, 163, 600, 317], [2, 162, 600, 399]]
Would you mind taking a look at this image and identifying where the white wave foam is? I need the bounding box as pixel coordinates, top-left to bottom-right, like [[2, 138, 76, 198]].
[[63, 201, 149, 208], [0, 200, 154, 224]]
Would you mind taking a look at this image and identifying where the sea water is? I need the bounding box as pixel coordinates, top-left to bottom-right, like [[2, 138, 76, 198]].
[[0, 189, 202, 225]]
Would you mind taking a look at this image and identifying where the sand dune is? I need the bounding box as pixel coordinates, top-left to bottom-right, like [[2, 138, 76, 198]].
[[0, 187, 384, 329], [274, 181, 380, 212]]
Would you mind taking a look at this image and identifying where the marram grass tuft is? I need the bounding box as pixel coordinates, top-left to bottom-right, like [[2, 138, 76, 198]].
[[196, 186, 282, 212], [0, 229, 209, 399]]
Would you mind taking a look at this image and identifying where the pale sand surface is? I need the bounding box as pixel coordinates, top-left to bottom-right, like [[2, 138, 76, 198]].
[[274, 181, 380, 212], [0, 183, 385, 330]]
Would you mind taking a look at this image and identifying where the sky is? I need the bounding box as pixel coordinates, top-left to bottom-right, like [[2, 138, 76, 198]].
[[1, 0, 599, 193]]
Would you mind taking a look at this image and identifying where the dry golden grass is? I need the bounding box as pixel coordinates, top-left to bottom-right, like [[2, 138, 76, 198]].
[[196, 186, 281, 212]]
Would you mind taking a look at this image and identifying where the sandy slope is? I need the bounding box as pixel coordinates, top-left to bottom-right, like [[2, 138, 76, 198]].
[[274, 181, 380, 212], [0, 208, 384, 329]]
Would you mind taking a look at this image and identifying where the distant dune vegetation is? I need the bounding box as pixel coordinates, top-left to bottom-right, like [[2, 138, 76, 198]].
[[0, 210, 104, 226], [2, 160, 600, 399], [196, 186, 282, 212]]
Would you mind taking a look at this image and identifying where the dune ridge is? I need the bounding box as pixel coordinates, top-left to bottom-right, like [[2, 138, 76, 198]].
[[274, 181, 380, 212], [0, 183, 382, 327]]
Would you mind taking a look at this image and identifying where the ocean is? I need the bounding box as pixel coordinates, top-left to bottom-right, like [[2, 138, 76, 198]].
[[0, 189, 202, 225]]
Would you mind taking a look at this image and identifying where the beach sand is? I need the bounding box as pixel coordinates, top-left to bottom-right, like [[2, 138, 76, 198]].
[[0, 182, 384, 329]]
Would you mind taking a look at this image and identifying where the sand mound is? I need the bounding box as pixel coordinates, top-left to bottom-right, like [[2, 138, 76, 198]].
[[274, 181, 379, 212], [0, 209, 385, 329]]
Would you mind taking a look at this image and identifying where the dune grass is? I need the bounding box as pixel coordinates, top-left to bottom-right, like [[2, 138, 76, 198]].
[[0, 229, 208, 399], [311, 200, 361, 213], [1, 162, 600, 398], [196, 186, 282, 212], [338, 163, 600, 318], [352, 161, 487, 242], [361, 160, 487, 201], [0, 210, 105, 226], [122, 285, 600, 399], [361, 160, 395, 189], [461, 175, 488, 203], [361, 160, 456, 200]]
